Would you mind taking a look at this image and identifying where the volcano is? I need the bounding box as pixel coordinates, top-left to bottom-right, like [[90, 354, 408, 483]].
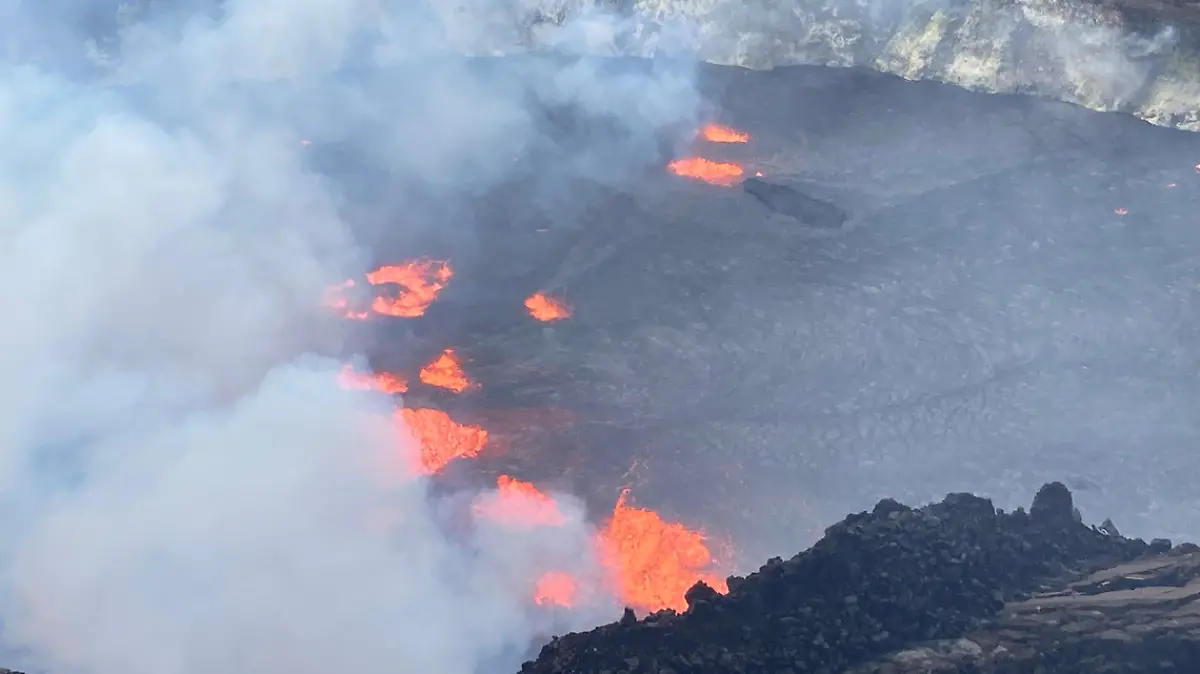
[[314, 57, 1200, 582]]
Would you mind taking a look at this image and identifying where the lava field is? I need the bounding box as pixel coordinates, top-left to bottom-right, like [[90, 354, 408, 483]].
[[300, 57, 1200, 616]]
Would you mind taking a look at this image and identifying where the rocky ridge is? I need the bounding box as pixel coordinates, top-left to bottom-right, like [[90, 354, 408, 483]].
[[432, 0, 1200, 131], [518, 482, 1200, 673]]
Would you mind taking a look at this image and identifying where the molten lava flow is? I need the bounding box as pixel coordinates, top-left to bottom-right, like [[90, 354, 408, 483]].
[[337, 364, 408, 394], [474, 475, 566, 527], [419, 348, 472, 393], [534, 571, 578, 607], [397, 408, 488, 475], [700, 123, 749, 143], [668, 157, 744, 187], [598, 491, 727, 613], [321, 280, 369, 320], [367, 259, 453, 318], [525, 292, 572, 322]]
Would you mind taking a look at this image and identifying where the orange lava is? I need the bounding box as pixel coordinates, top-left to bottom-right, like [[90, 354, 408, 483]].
[[525, 292, 572, 322], [534, 571, 578, 607], [667, 157, 744, 187], [419, 348, 472, 393], [321, 280, 370, 320], [474, 475, 567, 527], [598, 491, 727, 613], [700, 123, 749, 143], [367, 259, 453, 318], [337, 364, 408, 394], [397, 408, 488, 474]]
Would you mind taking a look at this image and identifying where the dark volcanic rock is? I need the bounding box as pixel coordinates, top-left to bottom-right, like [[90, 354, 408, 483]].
[[518, 483, 1162, 674], [1030, 480, 1080, 525], [741, 178, 847, 229]]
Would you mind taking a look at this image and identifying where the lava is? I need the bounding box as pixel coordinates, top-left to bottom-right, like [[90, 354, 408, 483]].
[[397, 408, 488, 474], [326, 249, 728, 615], [668, 157, 744, 187], [525, 292, 572, 322], [470, 478, 727, 612], [321, 279, 369, 320], [367, 259, 453, 318], [474, 475, 567, 527], [534, 571, 578, 607], [337, 364, 408, 394], [419, 348, 472, 393], [598, 490, 728, 613], [700, 123, 749, 143]]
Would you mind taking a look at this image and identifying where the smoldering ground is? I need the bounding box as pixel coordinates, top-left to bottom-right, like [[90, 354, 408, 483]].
[[0, 1, 701, 673]]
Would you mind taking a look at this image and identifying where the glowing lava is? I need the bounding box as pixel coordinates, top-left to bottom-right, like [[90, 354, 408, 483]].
[[700, 123, 749, 143], [534, 571, 578, 607], [525, 292, 572, 322], [367, 259, 453, 318], [467, 477, 728, 612], [321, 280, 369, 320], [668, 157, 744, 187], [337, 364, 408, 394], [420, 348, 472, 393], [598, 490, 728, 613], [474, 475, 567, 527], [397, 408, 488, 474]]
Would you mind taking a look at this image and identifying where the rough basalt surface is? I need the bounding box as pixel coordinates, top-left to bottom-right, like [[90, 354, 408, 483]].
[[518, 482, 1200, 673]]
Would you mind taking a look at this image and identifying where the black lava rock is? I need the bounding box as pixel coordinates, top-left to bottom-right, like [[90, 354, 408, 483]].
[[741, 178, 847, 229], [1030, 481, 1077, 524], [518, 482, 1157, 674]]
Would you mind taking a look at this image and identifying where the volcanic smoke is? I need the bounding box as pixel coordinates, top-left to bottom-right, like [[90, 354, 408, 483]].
[[0, 3, 721, 674], [337, 258, 730, 612]]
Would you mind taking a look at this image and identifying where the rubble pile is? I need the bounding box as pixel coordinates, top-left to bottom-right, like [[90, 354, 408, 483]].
[[519, 482, 1186, 674]]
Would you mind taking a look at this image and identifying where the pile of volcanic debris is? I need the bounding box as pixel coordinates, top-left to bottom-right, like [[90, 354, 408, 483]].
[[520, 482, 1200, 674]]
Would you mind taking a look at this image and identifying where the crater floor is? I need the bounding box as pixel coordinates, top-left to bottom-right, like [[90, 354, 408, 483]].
[[328, 61, 1200, 564]]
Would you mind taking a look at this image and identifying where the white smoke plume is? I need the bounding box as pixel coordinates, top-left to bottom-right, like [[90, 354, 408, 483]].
[[0, 1, 699, 672]]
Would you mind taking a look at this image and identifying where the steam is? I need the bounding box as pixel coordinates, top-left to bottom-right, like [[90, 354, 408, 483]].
[[0, 1, 695, 673]]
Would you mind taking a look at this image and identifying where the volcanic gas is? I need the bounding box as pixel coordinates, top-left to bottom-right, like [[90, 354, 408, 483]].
[[328, 211, 732, 614]]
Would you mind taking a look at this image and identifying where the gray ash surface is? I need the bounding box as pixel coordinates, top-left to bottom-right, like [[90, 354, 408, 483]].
[[518, 482, 1186, 674], [326, 58, 1200, 559]]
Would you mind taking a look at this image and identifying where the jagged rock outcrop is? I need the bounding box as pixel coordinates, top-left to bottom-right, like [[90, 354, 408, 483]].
[[518, 483, 1200, 673], [432, 0, 1200, 131]]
